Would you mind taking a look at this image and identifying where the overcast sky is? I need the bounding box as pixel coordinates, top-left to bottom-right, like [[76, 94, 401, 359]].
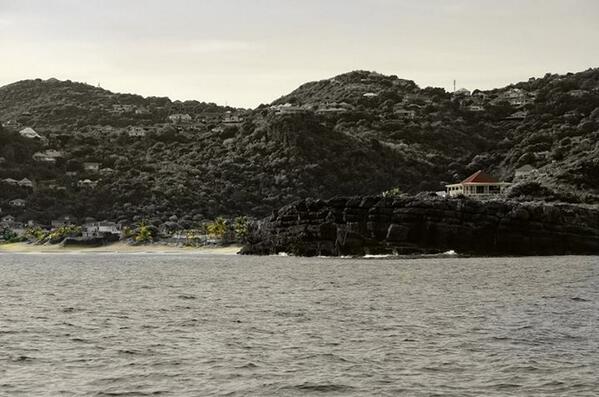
[[1, 0, 598, 107]]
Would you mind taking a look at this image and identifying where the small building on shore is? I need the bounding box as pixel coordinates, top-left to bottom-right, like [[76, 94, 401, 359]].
[[446, 170, 511, 198], [1, 215, 16, 226], [82, 221, 121, 238], [51, 216, 75, 228]]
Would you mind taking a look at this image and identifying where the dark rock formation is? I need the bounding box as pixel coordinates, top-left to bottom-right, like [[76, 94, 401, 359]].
[[240, 195, 599, 256], [61, 235, 119, 247]]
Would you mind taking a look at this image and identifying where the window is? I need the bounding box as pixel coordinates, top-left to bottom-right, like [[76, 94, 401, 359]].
[[476, 186, 484, 194]]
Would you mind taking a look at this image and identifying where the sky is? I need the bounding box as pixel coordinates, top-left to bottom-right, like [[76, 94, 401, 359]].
[[1, 0, 598, 108]]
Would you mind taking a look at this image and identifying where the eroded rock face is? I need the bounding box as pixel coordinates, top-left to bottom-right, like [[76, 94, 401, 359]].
[[240, 195, 599, 256]]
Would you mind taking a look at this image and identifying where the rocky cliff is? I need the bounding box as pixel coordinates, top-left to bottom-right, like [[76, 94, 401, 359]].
[[240, 195, 599, 256]]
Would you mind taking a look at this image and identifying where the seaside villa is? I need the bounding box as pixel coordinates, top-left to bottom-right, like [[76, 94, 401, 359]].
[[446, 170, 511, 198]]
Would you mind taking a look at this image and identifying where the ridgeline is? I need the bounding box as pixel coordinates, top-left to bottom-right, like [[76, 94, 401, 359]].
[[1, 69, 599, 228]]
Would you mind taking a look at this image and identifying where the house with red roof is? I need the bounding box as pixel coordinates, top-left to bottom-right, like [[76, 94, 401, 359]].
[[446, 170, 511, 198]]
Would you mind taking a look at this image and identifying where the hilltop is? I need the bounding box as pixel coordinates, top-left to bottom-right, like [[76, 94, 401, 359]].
[[1, 69, 599, 227]]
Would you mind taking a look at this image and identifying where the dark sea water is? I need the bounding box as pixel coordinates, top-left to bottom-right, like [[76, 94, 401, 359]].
[[0, 253, 597, 396]]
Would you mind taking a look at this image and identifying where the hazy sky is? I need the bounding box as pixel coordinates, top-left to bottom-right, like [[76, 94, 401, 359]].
[[1, 0, 598, 107]]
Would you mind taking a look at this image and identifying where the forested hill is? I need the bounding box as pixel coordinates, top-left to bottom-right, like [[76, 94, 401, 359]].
[[1, 68, 599, 226]]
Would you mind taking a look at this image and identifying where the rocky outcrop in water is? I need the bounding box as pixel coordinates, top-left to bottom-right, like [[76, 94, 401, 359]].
[[240, 195, 599, 256]]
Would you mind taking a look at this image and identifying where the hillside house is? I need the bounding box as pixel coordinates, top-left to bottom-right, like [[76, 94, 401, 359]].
[[128, 126, 146, 137], [198, 112, 224, 123], [471, 91, 487, 103], [32, 149, 63, 163], [9, 199, 26, 207], [168, 113, 192, 123], [446, 170, 511, 198], [497, 88, 535, 107], [32, 152, 54, 163], [394, 109, 416, 120], [271, 103, 305, 114], [99, 167, 115, 175], [39, 179, 60, 190], [466, 105, 485, 112], [223, 113, 244, 124], [506, 111, 528, 120], [1, 215, 16, 225], [453, 88, 471, 97], [363, 92, 379, 98], [2, 119, 21, 128], [112, 104, 135, 113], [568, 90, 587, 98], [83, 162, 101, 172], [0, 157, 5, 164], [2, 178, 18, 185], [77, 179, 98, 188], [17, 178, 33, 188], [515, 164, 537, 178], [19, 127, 46, 142]]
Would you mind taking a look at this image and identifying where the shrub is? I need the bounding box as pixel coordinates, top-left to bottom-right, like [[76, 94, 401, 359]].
[[382, 187, 403, 198]]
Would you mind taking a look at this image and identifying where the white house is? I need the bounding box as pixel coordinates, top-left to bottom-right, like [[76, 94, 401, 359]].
[[506, 111, 528, 120], [466, 105, 485, 112], [223, 112, 244, 124], [394, 109, 416, 120], [446, 170, 511, 198], [83, 162, 101, 172], [9, 199, 26, 207], [17, 178, 33, 188], [77, 179, 98, 188], [2, 178, 18, 185], [128, 126, 146, 137], [271, 103, 305, 114], [497, 88, 535, 107], [515, 164, 537, 178], [82, 221, 121, 238], [112, 104, 135, 113], [1, 215, 15, 225], [32, 149, 63, 163], [168, 113, 192, 123], [19, 127, 46, 143], [99, 167, 115, 175], [453, 88, 471, 96]]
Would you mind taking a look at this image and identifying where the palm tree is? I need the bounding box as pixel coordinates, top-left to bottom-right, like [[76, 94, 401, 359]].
[[206, 217, 227, 239]]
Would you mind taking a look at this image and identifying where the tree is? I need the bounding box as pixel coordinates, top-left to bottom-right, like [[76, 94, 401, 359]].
[[206, 217, 227, 239], [233, 216, 249, 241]]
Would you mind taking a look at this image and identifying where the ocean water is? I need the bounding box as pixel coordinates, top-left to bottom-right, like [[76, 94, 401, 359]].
[[0, 253, 597, 396]]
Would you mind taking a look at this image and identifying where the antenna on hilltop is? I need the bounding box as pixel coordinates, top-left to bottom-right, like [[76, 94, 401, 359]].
[[453, 79, 456, 93], [97, 82, 101, 88]]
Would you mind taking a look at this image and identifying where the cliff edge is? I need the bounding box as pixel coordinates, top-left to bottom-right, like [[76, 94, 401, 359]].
[[240, 195, 599, 256]]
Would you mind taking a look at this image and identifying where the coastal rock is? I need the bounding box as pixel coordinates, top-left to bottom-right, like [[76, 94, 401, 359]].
[[240, 196, 599, 256]]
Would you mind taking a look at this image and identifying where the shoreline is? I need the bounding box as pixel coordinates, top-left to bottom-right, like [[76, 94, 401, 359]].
[[0, 241, 242, 255]]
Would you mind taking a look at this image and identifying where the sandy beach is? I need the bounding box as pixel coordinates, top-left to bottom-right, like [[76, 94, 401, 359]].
[[0, 242, 242, 255]]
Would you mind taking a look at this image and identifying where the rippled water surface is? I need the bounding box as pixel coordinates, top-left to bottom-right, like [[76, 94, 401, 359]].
[[0, 254, 597, 396]]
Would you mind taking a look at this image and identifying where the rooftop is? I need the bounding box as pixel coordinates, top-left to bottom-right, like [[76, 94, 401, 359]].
[[461, 170, 499, 184]]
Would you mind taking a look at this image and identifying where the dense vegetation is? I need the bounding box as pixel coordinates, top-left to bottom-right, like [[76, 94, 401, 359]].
[[1, 68, 598, 226]]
